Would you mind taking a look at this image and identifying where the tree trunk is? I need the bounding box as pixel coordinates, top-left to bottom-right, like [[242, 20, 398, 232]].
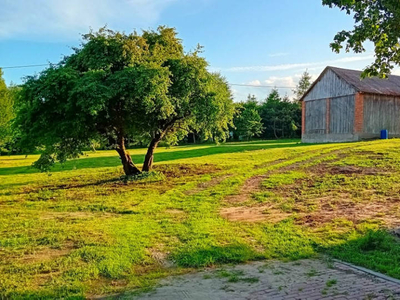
[[116, 135, 141, 176], [142, 137, 161, 172], [273, 120, 278, 139]]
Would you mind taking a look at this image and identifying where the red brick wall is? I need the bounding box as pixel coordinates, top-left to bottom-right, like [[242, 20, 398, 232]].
[[354, 93, 364, 133], [302, 101, 305, 135], [326, 98, 330, 134]]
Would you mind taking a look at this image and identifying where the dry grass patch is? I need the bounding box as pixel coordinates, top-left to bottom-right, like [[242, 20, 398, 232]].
[[185, 174, 232, 196], [19, 242, 75, 263], [154, 163, 221, 178], [220, 205, 291, 223], [224, 175, 268, 204], [296, 197, 400, 228], [39, 211, 116, 220]]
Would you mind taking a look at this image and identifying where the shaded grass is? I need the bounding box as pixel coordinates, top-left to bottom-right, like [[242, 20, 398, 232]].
[[173, 244, 260, 268], [327, 230, 400, 278]]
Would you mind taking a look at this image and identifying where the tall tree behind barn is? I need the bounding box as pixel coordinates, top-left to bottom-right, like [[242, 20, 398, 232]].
[[301, 66, 400, 143]]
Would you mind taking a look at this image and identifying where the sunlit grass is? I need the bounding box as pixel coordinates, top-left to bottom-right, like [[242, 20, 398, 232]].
[[1, 139, 400, 298]]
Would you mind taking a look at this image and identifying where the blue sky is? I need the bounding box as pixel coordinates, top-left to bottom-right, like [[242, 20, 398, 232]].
[[0, 0, 377, 101]]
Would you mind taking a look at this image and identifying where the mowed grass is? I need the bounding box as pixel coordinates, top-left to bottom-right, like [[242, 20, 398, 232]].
[[1, 139, 400, 298]]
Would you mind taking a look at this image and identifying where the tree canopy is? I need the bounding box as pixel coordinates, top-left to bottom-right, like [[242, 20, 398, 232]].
[[0, 69, 16, 153], [293, 70, 313, 102], [259, 90, 301, 139], [323, 0, 400, 77], [17, 27, 235, 175], [229, 91, 301, 141], [232, 96, 264, 140]]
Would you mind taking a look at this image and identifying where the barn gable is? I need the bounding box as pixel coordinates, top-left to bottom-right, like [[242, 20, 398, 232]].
[[303, 68, 357, 101]]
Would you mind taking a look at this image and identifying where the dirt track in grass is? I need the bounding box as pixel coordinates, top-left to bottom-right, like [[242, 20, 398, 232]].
[[220, 147, 400, 227]]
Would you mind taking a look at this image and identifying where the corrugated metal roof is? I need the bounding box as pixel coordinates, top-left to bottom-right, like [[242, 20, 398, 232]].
[[329, 66, 400, 96], [300, 66, 400, 101]]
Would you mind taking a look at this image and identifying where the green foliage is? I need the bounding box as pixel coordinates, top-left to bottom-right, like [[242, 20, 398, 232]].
[[31, 152, 55, 172], [293, 70, 313, 102], [326, 279, 337, 287], [262, 171, 307, 189], [327, 230, 400, 278], [16, 27, 234, 173], [122, 171, 166, 183], [173, 244, 260, 268], [0, 69, 17, 153], [258, 90, 301, 139], [323, 0, 400, 77], [232, 96, 264, 140], [231, 91, 301, 140], [260, 220, 317, 260], [215, 269, 259, 283]]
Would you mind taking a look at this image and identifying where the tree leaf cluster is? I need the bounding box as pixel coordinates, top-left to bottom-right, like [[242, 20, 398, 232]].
[[0, 69, 18, 153], [323, 0, 400, 77]]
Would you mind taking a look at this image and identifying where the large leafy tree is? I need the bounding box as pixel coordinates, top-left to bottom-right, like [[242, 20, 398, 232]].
[[17, 27, 234, 175], [0, 69, 15, 152], [232, 96, 263, 140], [323, 0, 400, 77]]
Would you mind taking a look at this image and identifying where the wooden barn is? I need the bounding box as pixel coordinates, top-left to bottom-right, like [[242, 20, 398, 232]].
[[301, 66, 400, 143]]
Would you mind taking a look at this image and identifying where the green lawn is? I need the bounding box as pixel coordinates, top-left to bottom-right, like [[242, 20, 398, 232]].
[[2, 139, 400, 299]]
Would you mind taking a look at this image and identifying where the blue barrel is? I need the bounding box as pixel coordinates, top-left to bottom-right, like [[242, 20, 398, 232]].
[[381, 130, 389, 139]]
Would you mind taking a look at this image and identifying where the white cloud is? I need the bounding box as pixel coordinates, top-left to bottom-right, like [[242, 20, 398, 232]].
[[246, 73, 319, 89], [0, 0, 177, 40], [235, 72, 320, 101], [214, 54, 375, 73], [222, 63, 311, 73], [247, 80, 262, 86], [264, 76, 297, 88]]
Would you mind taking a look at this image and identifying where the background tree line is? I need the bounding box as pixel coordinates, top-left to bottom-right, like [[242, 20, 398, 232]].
[[0, 67, 312, 158], [231, 71, 312, 141], [0, 69, 19, 154]]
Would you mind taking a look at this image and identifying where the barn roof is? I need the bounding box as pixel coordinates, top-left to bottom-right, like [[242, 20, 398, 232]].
[[301, 66, 400, 101]]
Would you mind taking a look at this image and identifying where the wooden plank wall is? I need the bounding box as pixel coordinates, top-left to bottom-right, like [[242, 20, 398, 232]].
[[329, 95, 355, 134], [363, 94, 400, 134], [304, 69, 356, 101], [305, 99, 327, 134]]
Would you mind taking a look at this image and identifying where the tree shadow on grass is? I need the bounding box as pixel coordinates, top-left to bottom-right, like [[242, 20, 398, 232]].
[[323, 229, 400, 280], [1, 164, 218, 196], [171, 226, 400, 280], [0, 177, 124, 197], [0, 140, 307, 176]]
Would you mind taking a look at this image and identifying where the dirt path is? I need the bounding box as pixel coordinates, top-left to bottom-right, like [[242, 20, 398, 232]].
[[129, 258, 400, 300], [223, 147, 350, 205]]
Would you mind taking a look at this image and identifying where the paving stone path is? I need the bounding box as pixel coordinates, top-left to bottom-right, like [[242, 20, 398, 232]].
[[132, 259, 400, 300]]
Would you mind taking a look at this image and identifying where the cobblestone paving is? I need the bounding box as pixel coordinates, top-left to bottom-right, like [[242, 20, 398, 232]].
[[132, 259, 400, 300]]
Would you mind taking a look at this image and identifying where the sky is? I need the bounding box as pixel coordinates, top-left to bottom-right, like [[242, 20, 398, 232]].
[[0, 0, 379, 101]]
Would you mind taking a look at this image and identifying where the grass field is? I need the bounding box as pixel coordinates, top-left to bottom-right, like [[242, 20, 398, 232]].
[[2, 139, 400, 299]]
